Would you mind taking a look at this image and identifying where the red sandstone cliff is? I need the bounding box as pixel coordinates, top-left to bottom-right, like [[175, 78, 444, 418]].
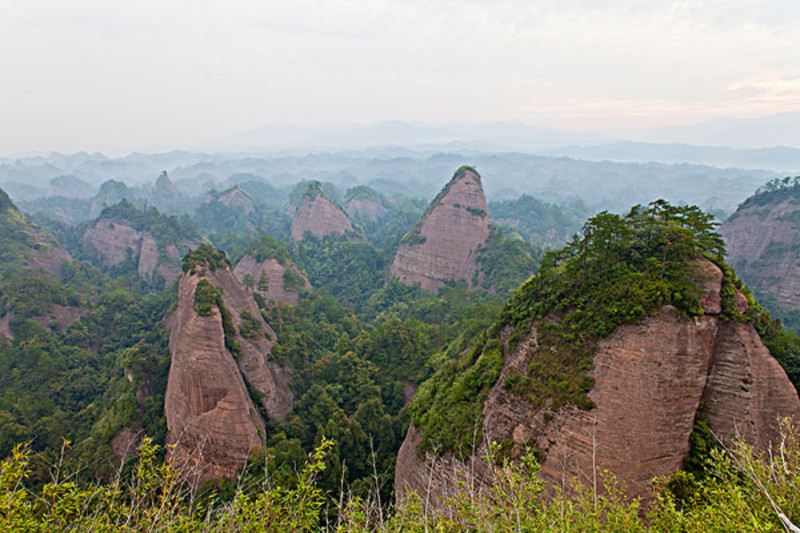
[[389, 167, 491, 293], [720, 195, 800, 317], [395, 260, 800, 506], [290, 189, 357, 242], [164, 264, 292, 482], [345, 198, 388, 222], [82, 219, 188, 285], [211, 187, 255, 214], [233, 255, 311, 306]]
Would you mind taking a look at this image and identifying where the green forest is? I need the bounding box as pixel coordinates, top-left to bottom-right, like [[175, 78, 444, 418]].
[[2, 171, 800, 532]]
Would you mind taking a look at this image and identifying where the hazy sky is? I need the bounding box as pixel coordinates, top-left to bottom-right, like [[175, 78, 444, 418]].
[[2, 0, 800, 154]]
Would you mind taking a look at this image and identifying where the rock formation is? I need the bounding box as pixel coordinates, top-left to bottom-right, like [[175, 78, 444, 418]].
[[290, 185, 357, 242], [220, 187, 255, 213], [164, 259, 291, 483], [81, 218, 188, 285], [345, 198, 388, 222], [154, 171, 181, 199], [720, 189, 800, 325], [233, 255, 311, 306], [389, 167, 491, 293], [344, 186, 389, 222], [395, 259, 800, 506]]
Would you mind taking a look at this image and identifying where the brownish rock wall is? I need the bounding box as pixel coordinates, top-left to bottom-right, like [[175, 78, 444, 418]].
[[233, 255, 311, 306], [164, 272, 265, 483], [345, 198, 387, 222], [720, 197, 800, 314], [396, 261, 800, 506], [389, 169, 490, 293], [217, 188, 255, 214], [206, 267, 293, 419], [290, 193, 355, 242], [82, 218, 184, 285], [164, 266, 292, 482]]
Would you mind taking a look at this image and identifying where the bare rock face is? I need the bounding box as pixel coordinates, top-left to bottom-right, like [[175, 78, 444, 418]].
[[345, 198, 388, 222], [165, 264, 292, 482], [205, 267, 293, 420], [396, 259, 800, 505], [720, 196, 800, 318], [390, 168, 490, 293], [82, 219, 185, 285], [233, 255, 311, 306], [154, 172, 181, 199], [217, 188, 255, 214], [290, 190, 355, 242]]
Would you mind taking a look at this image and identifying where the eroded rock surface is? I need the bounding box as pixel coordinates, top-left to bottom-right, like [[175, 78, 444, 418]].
[[389, 168, 490, 293], [164, 265, 292, 482], [396, 260, 800, 506], [721, 196, 800, 317], [345, 198, 388, 222], [217, 188, 255, 214], [290, 190, 355, 242], [82, 219, 186, 285], [233, 255, 311, 306]]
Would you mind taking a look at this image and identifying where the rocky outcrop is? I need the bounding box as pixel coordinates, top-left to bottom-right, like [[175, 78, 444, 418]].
[[216, 187, 255, 214], [396, 260, 800, 506], [154, 171, 181, 199], [720, 195, 800, 319], [390, 167, 491, 293], [81, 219, 184, 285], [164, 263, 292, 483], [233, 255, 311, 306], [345, 198, 388, 222], [290, 188, 356, 242]]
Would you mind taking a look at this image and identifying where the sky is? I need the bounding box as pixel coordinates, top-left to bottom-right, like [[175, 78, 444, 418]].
[[2, 0, 800, 155]]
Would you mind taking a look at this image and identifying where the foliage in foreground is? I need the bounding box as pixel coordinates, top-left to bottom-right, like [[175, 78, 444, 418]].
[[3, 422, 800, 532]]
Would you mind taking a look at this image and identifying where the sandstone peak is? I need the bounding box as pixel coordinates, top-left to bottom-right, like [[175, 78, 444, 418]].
[[82, 201, 196, 285], [396, 203, 800, 508], [234, 255, 311, 306], [344, 185, 389, 222], [389, 166, 490, 293], [290, 184, 357, 242], [165, 255, 292, 482], [720, 178, 800, 329], [154, 171, 180, 198], [212, 187, 256, 214]]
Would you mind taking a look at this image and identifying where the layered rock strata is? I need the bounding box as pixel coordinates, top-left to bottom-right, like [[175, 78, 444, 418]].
[[345, 198, 388, 222], [389, 168, 491, 293], [290, 189, 356, 242], [395, 260, 800, 506], [82, 219, 186, 284], [215, 187, 255, 214], [233, 255, 311, 306], [720, 195, 800, 317], [164, 264, 291, 483]]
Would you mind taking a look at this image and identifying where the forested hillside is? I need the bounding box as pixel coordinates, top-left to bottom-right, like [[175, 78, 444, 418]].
[[2, 167, 800, 531]]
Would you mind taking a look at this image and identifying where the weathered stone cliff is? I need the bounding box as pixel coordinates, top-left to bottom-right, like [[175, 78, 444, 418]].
[[233, 255, 311, 306], [720, 194, 800, 322], [290, 188, 356, 242], [82, 219, 186, 285], [345, 198, 388, 222], [395, 260, 800, 506], [389, 167, 491, 293], [164, 263, 291, 482], [213, 187, 255, 214]]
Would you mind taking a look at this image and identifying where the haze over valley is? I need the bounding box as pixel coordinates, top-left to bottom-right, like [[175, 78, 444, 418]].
[[2, 2, 800, 531]]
